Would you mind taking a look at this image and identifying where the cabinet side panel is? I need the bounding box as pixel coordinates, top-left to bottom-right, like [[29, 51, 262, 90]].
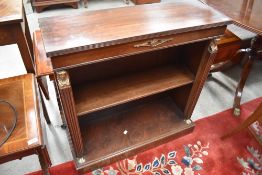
[[55, 71, 84, 157]]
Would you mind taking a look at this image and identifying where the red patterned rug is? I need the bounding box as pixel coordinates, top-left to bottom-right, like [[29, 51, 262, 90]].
[[28, 97, 262, 175]]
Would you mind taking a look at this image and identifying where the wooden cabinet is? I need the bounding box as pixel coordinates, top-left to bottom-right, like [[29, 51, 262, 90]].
[[34, 1, 231, 173]]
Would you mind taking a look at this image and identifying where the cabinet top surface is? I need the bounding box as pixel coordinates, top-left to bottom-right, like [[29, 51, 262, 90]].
[[0, 0, 23, 25], [39, 0, 231, 57]]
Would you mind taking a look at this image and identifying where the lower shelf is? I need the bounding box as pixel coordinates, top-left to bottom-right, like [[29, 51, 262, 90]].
[[76, 95, 195, 173]]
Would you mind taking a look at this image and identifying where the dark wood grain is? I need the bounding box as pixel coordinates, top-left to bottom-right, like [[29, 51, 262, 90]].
[[51, 26, 226, 70], [0, 0, 22, 25], [39, 0, 231, 57], [74, 65, 194, 116], [77, 95, 194, 173], [202, 0, 262, 36]]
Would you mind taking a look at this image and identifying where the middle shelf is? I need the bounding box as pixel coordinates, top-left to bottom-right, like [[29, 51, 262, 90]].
[[73, 65, 194, 117]]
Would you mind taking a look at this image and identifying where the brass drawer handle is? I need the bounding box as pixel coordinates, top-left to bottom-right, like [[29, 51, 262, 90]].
[[134, 38, 173, 48]]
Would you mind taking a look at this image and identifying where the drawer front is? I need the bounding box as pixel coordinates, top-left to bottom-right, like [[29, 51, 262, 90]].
[[52, 26, 226, 69]]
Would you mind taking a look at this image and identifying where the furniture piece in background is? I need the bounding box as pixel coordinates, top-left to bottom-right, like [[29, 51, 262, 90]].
[[210, 26, 253, 73], [32, 0, 79, 13], [34, 2, 231, 173], [201, 0, 262, 116], [0, 0, 34, 72], [131, 0, 160, 5], [0, 74, 51, 175], [221, 102, 262, 144], [0, 0, 51, 123]]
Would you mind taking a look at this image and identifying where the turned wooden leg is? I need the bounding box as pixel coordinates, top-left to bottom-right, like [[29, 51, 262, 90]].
[[39, 87, 51, 124], [55, 71, 84, 157], [210, 48, 246, 73], [233, 50, 254, 116], [233, 36, 262, 116], [37, 146, 51, 175], [210, 60, 234, 73], [222, 102, 262, 140]]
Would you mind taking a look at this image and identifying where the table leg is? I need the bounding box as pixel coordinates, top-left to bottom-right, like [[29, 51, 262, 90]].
[[15, 24, 34, 73], [37, 146, 51, 175], [39, 86, 51, 124], [233, 49, 254, 116], [23, 5, 33, 58], [233, 36, 262, 116]]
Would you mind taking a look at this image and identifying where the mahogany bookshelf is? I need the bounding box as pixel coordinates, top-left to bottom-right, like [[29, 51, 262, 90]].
[[34, 1, 231, 173]]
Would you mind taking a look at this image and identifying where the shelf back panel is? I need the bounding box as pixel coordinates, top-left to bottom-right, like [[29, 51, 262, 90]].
[[69, 46, 182, 86]]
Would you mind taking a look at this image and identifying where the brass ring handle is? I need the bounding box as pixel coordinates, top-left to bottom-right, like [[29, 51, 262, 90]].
[[134, 38, 173, 48]]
